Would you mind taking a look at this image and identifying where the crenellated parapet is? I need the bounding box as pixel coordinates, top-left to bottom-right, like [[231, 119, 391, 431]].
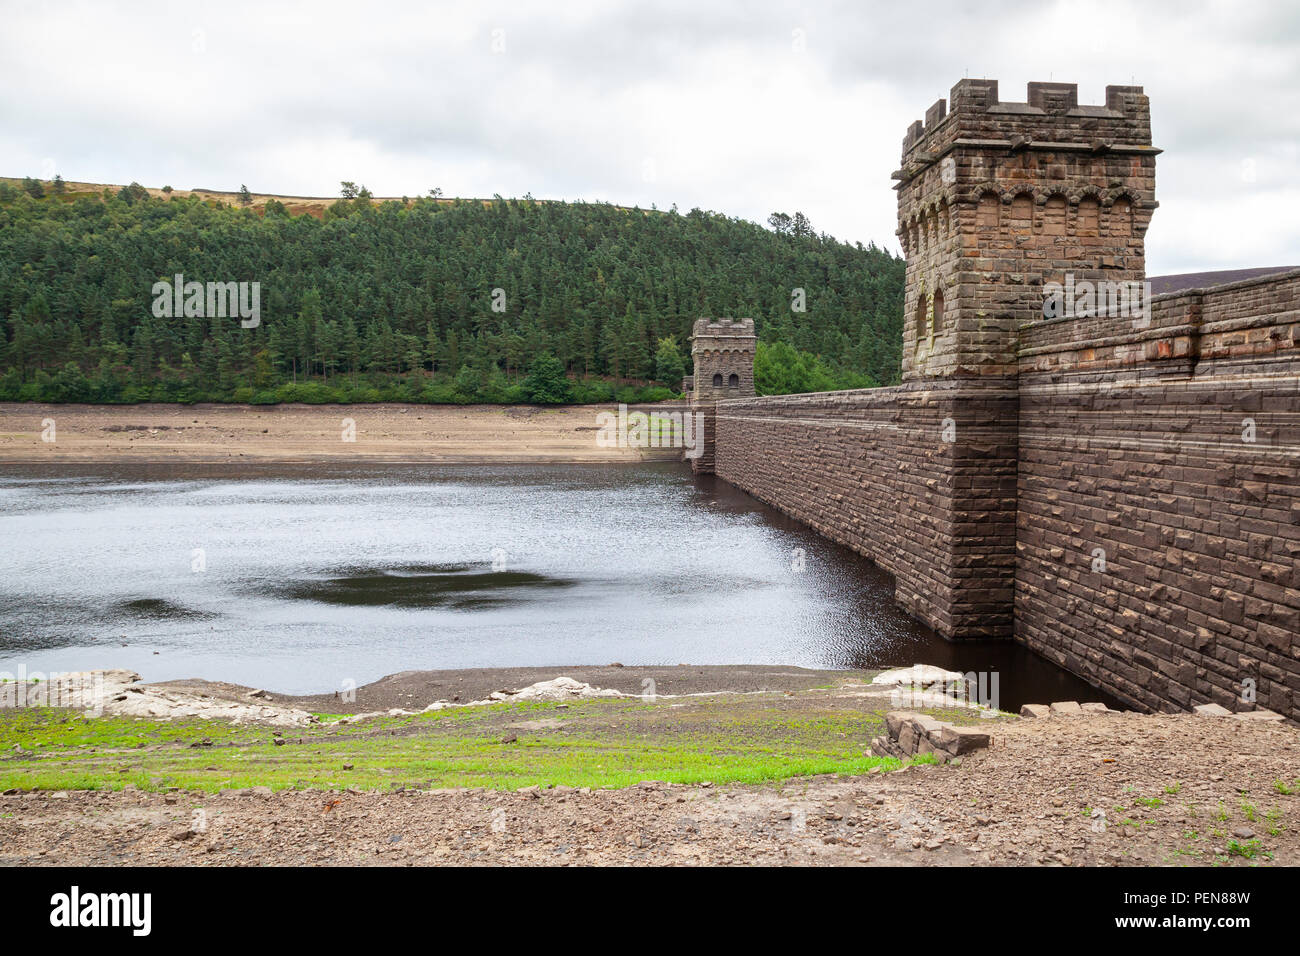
[[899, 80, 1154, 167]]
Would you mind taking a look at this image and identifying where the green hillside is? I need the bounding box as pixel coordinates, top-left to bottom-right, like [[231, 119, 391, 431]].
[[0, 180, 904, 404]]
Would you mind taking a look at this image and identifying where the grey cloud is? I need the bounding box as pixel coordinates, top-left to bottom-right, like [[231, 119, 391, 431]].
[[0, 0, 1297, 274]]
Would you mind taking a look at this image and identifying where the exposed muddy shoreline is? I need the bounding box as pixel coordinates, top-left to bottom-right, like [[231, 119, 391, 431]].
[[0, 402, 683, 463], [151, 664, 869, 715]]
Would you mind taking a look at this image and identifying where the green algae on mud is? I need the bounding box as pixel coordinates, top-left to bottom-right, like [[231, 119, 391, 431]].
[[0, 688, 984, 794]]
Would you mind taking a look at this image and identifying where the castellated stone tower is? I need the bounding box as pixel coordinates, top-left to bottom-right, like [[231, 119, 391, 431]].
[[687, 317, 757, 474], [690, 318, 757, 401], [895, 79, 1159, 379]]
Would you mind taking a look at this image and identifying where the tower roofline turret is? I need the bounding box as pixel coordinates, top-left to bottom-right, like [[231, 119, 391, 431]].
[[895, 80, 1159, 189]]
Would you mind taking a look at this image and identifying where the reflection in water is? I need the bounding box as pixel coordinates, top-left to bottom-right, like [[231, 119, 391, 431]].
[[0, 461, 1119, 706]]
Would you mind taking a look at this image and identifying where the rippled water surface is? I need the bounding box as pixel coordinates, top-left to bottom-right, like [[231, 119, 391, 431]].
[[0, 462, 1110, 705]]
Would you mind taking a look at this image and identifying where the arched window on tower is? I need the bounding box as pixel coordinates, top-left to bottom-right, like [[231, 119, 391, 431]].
[[932, 288, 945, 335], [712, 373, 723, 387], [727, 373, 739, 388], [914, 292, 928, 343]]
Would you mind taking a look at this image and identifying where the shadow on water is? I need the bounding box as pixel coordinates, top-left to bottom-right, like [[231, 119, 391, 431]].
[[261, 563, 577, 610]]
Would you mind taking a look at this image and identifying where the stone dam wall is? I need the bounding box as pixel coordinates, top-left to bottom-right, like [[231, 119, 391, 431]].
[[1015, 270, 1300, 719], [710, 269, 1300, 722], [713, 380, 1018, 640]]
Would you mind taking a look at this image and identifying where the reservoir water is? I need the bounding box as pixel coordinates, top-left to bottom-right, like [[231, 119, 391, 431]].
[[0, 461, 1113, 707]]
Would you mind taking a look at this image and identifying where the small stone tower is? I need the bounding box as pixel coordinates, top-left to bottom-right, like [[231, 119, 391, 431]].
[[688, 317, 757, 473], [894, 79, 1159, 379], [690, 318, 757, 401]]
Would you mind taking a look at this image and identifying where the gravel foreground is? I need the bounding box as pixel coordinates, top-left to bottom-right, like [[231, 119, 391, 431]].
[[3, 711, 1296, 866]]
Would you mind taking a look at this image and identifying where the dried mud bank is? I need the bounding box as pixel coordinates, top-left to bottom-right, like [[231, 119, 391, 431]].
[[0, 402, 681, 463], [12, 663, 1007, 728], [12, 665, 976, 727], [7, 669, 629, 728]]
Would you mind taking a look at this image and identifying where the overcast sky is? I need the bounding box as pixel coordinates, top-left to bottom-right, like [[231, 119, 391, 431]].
[[2, 0, 1297, 275]]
